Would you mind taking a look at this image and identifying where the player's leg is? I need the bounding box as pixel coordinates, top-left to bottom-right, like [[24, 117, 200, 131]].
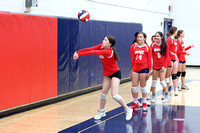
[[140, 73, 148, 111], [94, 76, 111, 120], [149, 69, 159, 102], [160, 68, 170, 102], [177, 62, 182, 90], [165, 67, 171, 91], [130, 71, 140, 110], [171, 61, 179, 96], [181, 63, 188, 89], [111, 77, 133, 120]]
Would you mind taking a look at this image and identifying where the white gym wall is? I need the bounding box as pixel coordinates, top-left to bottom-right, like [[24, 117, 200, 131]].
[[0, 0, 199, 65]]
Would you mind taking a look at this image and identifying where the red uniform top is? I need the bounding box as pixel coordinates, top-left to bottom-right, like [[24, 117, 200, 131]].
[[76, 44, 120, 76], [167, 36, 178, 60], [130, 43, 152, 71], [151, 42, 169, 69], [177, 39, 192, 61]]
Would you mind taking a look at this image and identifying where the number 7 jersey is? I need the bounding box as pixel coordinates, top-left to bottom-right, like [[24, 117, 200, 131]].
[[130, 43, 152, 71]]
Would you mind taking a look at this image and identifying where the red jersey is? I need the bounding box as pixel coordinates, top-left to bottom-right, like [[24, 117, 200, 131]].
[[151, 42, 169, 69], [130, 43, 152, 71], [76, 44, 120, 76], [177, 39, 192, 61], [167, 36, 178, 60]]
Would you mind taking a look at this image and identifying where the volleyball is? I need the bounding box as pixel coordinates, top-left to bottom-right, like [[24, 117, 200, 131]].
[[78, 10, 90, 22]]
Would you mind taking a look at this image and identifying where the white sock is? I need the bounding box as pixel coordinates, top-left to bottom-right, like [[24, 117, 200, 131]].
[[134, 98, 138, 103], [124, 106, 130, 112], [142, 97, 147, 103], [99, 109, 105, 113]]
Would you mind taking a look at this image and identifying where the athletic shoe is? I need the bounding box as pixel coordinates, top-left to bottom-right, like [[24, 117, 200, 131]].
[[174, 88, 179, 96], [162, 95, 170, 103], [125, 108, 133, 121], [130, 102, 140, 110], [178, 86, 182, 91], [94, 110, 106, 120], [142, 103, 148, 111], [151, 96, 156, 103], [182, 85, 189, 90], [147, 92, 152, 100]]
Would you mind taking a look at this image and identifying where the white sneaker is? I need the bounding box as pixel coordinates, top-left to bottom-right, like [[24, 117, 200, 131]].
[[162, 95, 170, 103], [126, 108, 133, 121], [178, 86, 181, 91], [151, 96, 156, 103], [94, 110, 106, 120], [147, 92, 152, 100], [174, 88, 179, 96]]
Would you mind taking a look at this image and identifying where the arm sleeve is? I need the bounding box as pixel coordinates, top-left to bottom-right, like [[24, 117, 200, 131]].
[[76, 44, 102, 53], [130, 45, 135, 69], [148, 46, 152, 71], [77, 49, 112, 57], [185, 45, 192, 51], [164, 46, 170, 68], [167, 38, 172, 54]]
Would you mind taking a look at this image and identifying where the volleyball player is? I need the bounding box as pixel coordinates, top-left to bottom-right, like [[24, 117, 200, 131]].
[[129, 32, 152, 111], [73, 35, 133, 121], [166, 26, 179, 96], [148, 32, 170, 103], [176, 30, 194, 90]]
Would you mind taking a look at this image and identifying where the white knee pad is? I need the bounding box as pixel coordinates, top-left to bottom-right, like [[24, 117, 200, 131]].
[[141, 86, 147, 94], [100, 93, 107, 100], [151, 80, 157, 87], [160, 80, 167, 87], [165, 78, 169, 83], [113, 94, 122, 101], [131, 87, 138, 93]]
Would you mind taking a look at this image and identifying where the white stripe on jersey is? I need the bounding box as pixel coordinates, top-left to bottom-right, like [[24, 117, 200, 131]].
[[107, 50, 113, 58]]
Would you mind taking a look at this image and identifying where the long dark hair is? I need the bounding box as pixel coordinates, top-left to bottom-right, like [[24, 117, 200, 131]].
[[106, 35, 120, 61], [175, 30, 184, 39], [132, 32, 139, 44], [136, 32, 148, 45], [166, 26, 177, 37], [156, 31, 167, 56]]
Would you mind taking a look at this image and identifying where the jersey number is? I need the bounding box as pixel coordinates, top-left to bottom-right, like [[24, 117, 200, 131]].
[[136, 54, 142, 60], [157, 53, 161, 58]]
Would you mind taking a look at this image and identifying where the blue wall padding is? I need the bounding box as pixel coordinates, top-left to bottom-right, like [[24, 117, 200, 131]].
[[57, 18, 142, 95]]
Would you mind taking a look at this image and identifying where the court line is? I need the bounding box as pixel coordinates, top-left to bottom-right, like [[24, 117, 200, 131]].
[[78, 111, 125, 133]]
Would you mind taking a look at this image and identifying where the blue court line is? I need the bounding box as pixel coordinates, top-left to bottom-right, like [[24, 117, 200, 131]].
[[59, 80, 193, 133]]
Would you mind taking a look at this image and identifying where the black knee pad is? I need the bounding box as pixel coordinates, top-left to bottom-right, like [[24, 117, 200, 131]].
[[172, 74, 177, 80], [182, 71, 186, 77], [177, 71, 181, 77]]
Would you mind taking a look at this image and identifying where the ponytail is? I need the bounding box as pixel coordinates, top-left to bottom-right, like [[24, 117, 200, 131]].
[[112, 48, 120, 61]]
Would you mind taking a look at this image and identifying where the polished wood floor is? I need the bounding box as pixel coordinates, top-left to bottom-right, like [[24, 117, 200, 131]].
[[0, 67, 200, 133]]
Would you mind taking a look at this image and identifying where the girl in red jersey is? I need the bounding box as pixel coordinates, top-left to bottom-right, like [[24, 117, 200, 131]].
[[73, 35, 133, 121], [129, 32, 152, 111], [166, 26, 179, 96], [148, 32, 170, 103], [176, 30, 194, 90]]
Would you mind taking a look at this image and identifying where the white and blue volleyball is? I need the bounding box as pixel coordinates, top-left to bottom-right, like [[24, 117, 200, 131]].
[[78, 10, 90, 22]]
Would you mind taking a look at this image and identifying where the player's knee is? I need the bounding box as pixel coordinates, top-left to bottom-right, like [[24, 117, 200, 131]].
[[165, 78, 169, 83], [113, 94, 122, 101], [131, 87, 138, 93], [182, 71, 186, 77], [100, 93, 107, 100], [160, 80, 167, 88], [171, 74, 177, 80], [141, 86, 147, 94], [177, 71, 181, 77], [151, 80, 157, 87]]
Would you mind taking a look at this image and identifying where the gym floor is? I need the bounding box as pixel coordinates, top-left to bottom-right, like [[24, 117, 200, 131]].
[[0, 67, 200, 133]]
